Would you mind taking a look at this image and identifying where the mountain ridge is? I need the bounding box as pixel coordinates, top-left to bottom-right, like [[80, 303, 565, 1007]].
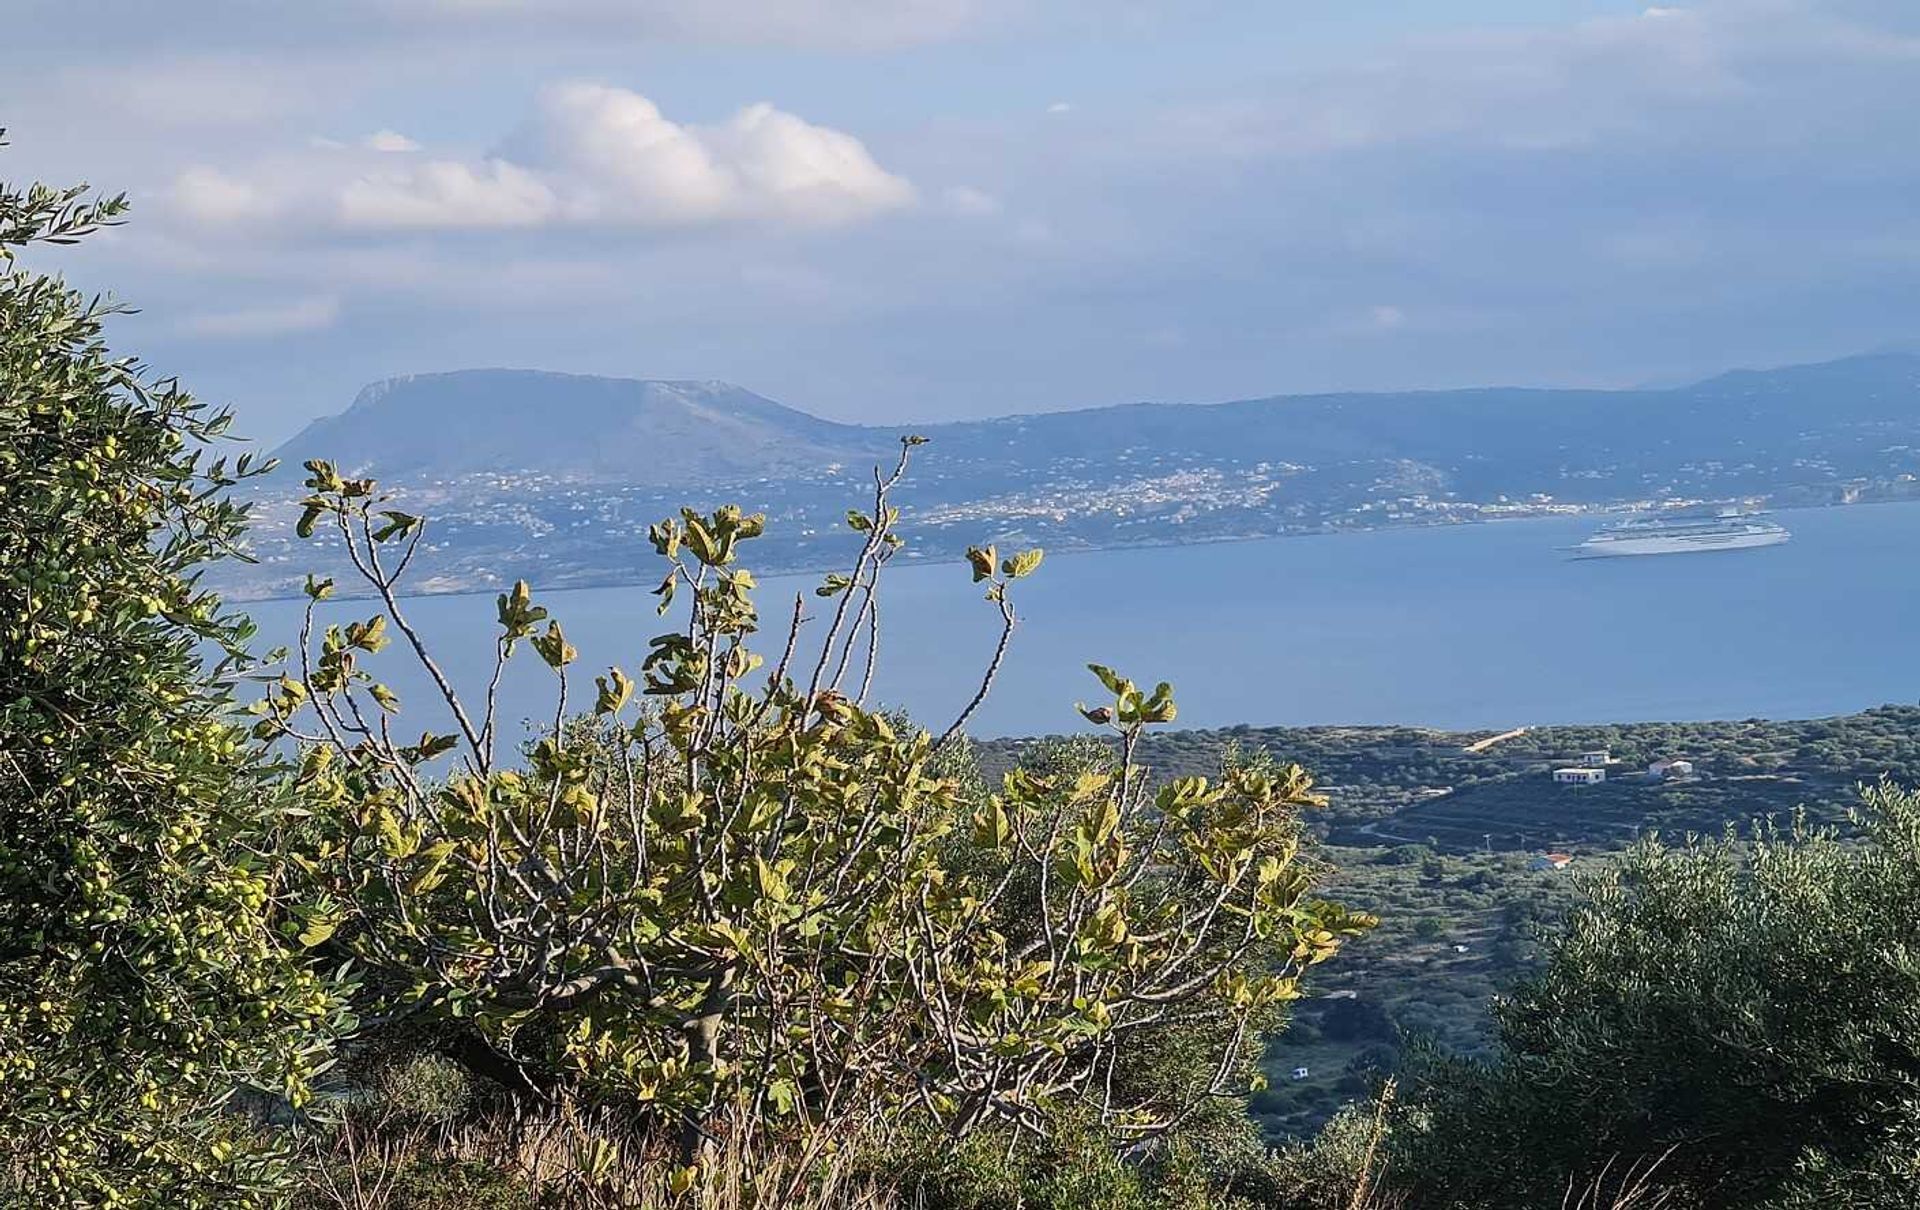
[[273, 350, 1920, 489], [271, 367, 885, 487]]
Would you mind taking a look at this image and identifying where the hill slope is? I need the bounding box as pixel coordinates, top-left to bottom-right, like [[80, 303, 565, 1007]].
[[274, 353, 1920, 498], [920, 350, 1920, 499], [271, 369, 887, 486]]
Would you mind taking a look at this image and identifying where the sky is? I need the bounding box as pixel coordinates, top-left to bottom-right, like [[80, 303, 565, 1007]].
[[7, 0, 1920, 445]]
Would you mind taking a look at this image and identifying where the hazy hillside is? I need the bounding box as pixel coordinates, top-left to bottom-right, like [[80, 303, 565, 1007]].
[[275, 353, 1920, 493], [924, 350, 1920, 498], [271, 369, 888, 486]]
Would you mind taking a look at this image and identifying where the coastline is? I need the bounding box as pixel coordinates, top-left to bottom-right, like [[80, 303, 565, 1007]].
[[217, 500, 1621, 606], [216, 494, 1901, 607]]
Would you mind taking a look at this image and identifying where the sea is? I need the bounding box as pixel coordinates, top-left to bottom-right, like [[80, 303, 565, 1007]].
[[243, 501, 1920, 743]]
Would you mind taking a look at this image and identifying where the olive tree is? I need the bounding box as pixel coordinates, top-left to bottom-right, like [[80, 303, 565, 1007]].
[[265, 445, 1371, 1172], [0, 149, 349, 1206], [1400, 784, 1920, 1208]]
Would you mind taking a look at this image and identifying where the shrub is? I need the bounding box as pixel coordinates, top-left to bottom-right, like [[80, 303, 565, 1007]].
[[1398, 784, 1920, 1207], [1257, 1088, 1399, 1210], [1317, 997, 1395, 1044], [0, 149, 349, 1204], [890, 1110, 1159, 1210], [264, 450, 1374, 1177], [368, 1054, 477, 1129]]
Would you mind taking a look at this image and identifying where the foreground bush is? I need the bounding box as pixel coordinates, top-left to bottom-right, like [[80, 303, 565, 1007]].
[[266, 449, 1373, 1180], [0, 151, 348, 1203], [1397, 783, 1920, 1208]]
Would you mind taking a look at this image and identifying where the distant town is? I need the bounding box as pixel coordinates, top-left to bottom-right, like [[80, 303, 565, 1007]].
[[227, 453, 1920, 601]]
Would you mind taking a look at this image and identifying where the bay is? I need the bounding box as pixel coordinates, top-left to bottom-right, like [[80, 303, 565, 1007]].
[[244, 501, 1920, 744]]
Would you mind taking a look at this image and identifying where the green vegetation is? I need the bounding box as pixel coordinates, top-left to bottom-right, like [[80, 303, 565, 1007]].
[[9, 151, 1920, 1209], [1396, 784, 1920, 1208], [0, 150, 349, 1204], [989, 711, 1920, 1141], [268, 447, 1368, 1183], [989, 711, 1920, 851]]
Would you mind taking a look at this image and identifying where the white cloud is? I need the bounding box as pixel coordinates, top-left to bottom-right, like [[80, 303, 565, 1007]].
[[1047, 101, 1074, 114], [1369, 304, 1406, 330], [696, 99, 917, 224], [171, 83, 913, 234], [339, 158, 559, 228], [363, 128, 421, 152], [509, 83, 914, 227], [177, 294, 341, 338], [509, 83, 753, 224]]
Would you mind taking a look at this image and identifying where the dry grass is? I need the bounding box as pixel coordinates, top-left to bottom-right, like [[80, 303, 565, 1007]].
[[1344, 1079, 1398, 1210], [1559, 1148, 1683, 1210], [301, 1101, 902, 1210], [297, 1078, 1688, 1210]]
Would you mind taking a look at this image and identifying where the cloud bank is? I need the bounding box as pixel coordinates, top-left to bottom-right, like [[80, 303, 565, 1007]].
[[171, 83, 915, 233]]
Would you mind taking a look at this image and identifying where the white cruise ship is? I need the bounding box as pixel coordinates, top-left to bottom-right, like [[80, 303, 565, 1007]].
[[1572, 508, 1790, 558]]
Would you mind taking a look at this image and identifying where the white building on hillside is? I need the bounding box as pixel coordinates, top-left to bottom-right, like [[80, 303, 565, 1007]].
[[1554, 766, 1606, 785]]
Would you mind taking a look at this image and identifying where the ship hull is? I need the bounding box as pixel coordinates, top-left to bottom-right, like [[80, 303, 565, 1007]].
[[1573, 528, 1790, 558]]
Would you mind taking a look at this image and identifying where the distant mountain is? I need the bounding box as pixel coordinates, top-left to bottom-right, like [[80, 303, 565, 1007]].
[[276, 353, 1920, 493], [270, 369, 887, 486], [926, 350, 1920, 492], [233, 352, 1920, 600]]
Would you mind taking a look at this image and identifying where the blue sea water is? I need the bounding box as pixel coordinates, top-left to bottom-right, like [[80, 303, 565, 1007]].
[[245, 502, 1920, 743]]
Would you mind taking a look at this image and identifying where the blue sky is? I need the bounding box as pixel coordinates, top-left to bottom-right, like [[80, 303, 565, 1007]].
[[7, 0, 1918, 444]]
